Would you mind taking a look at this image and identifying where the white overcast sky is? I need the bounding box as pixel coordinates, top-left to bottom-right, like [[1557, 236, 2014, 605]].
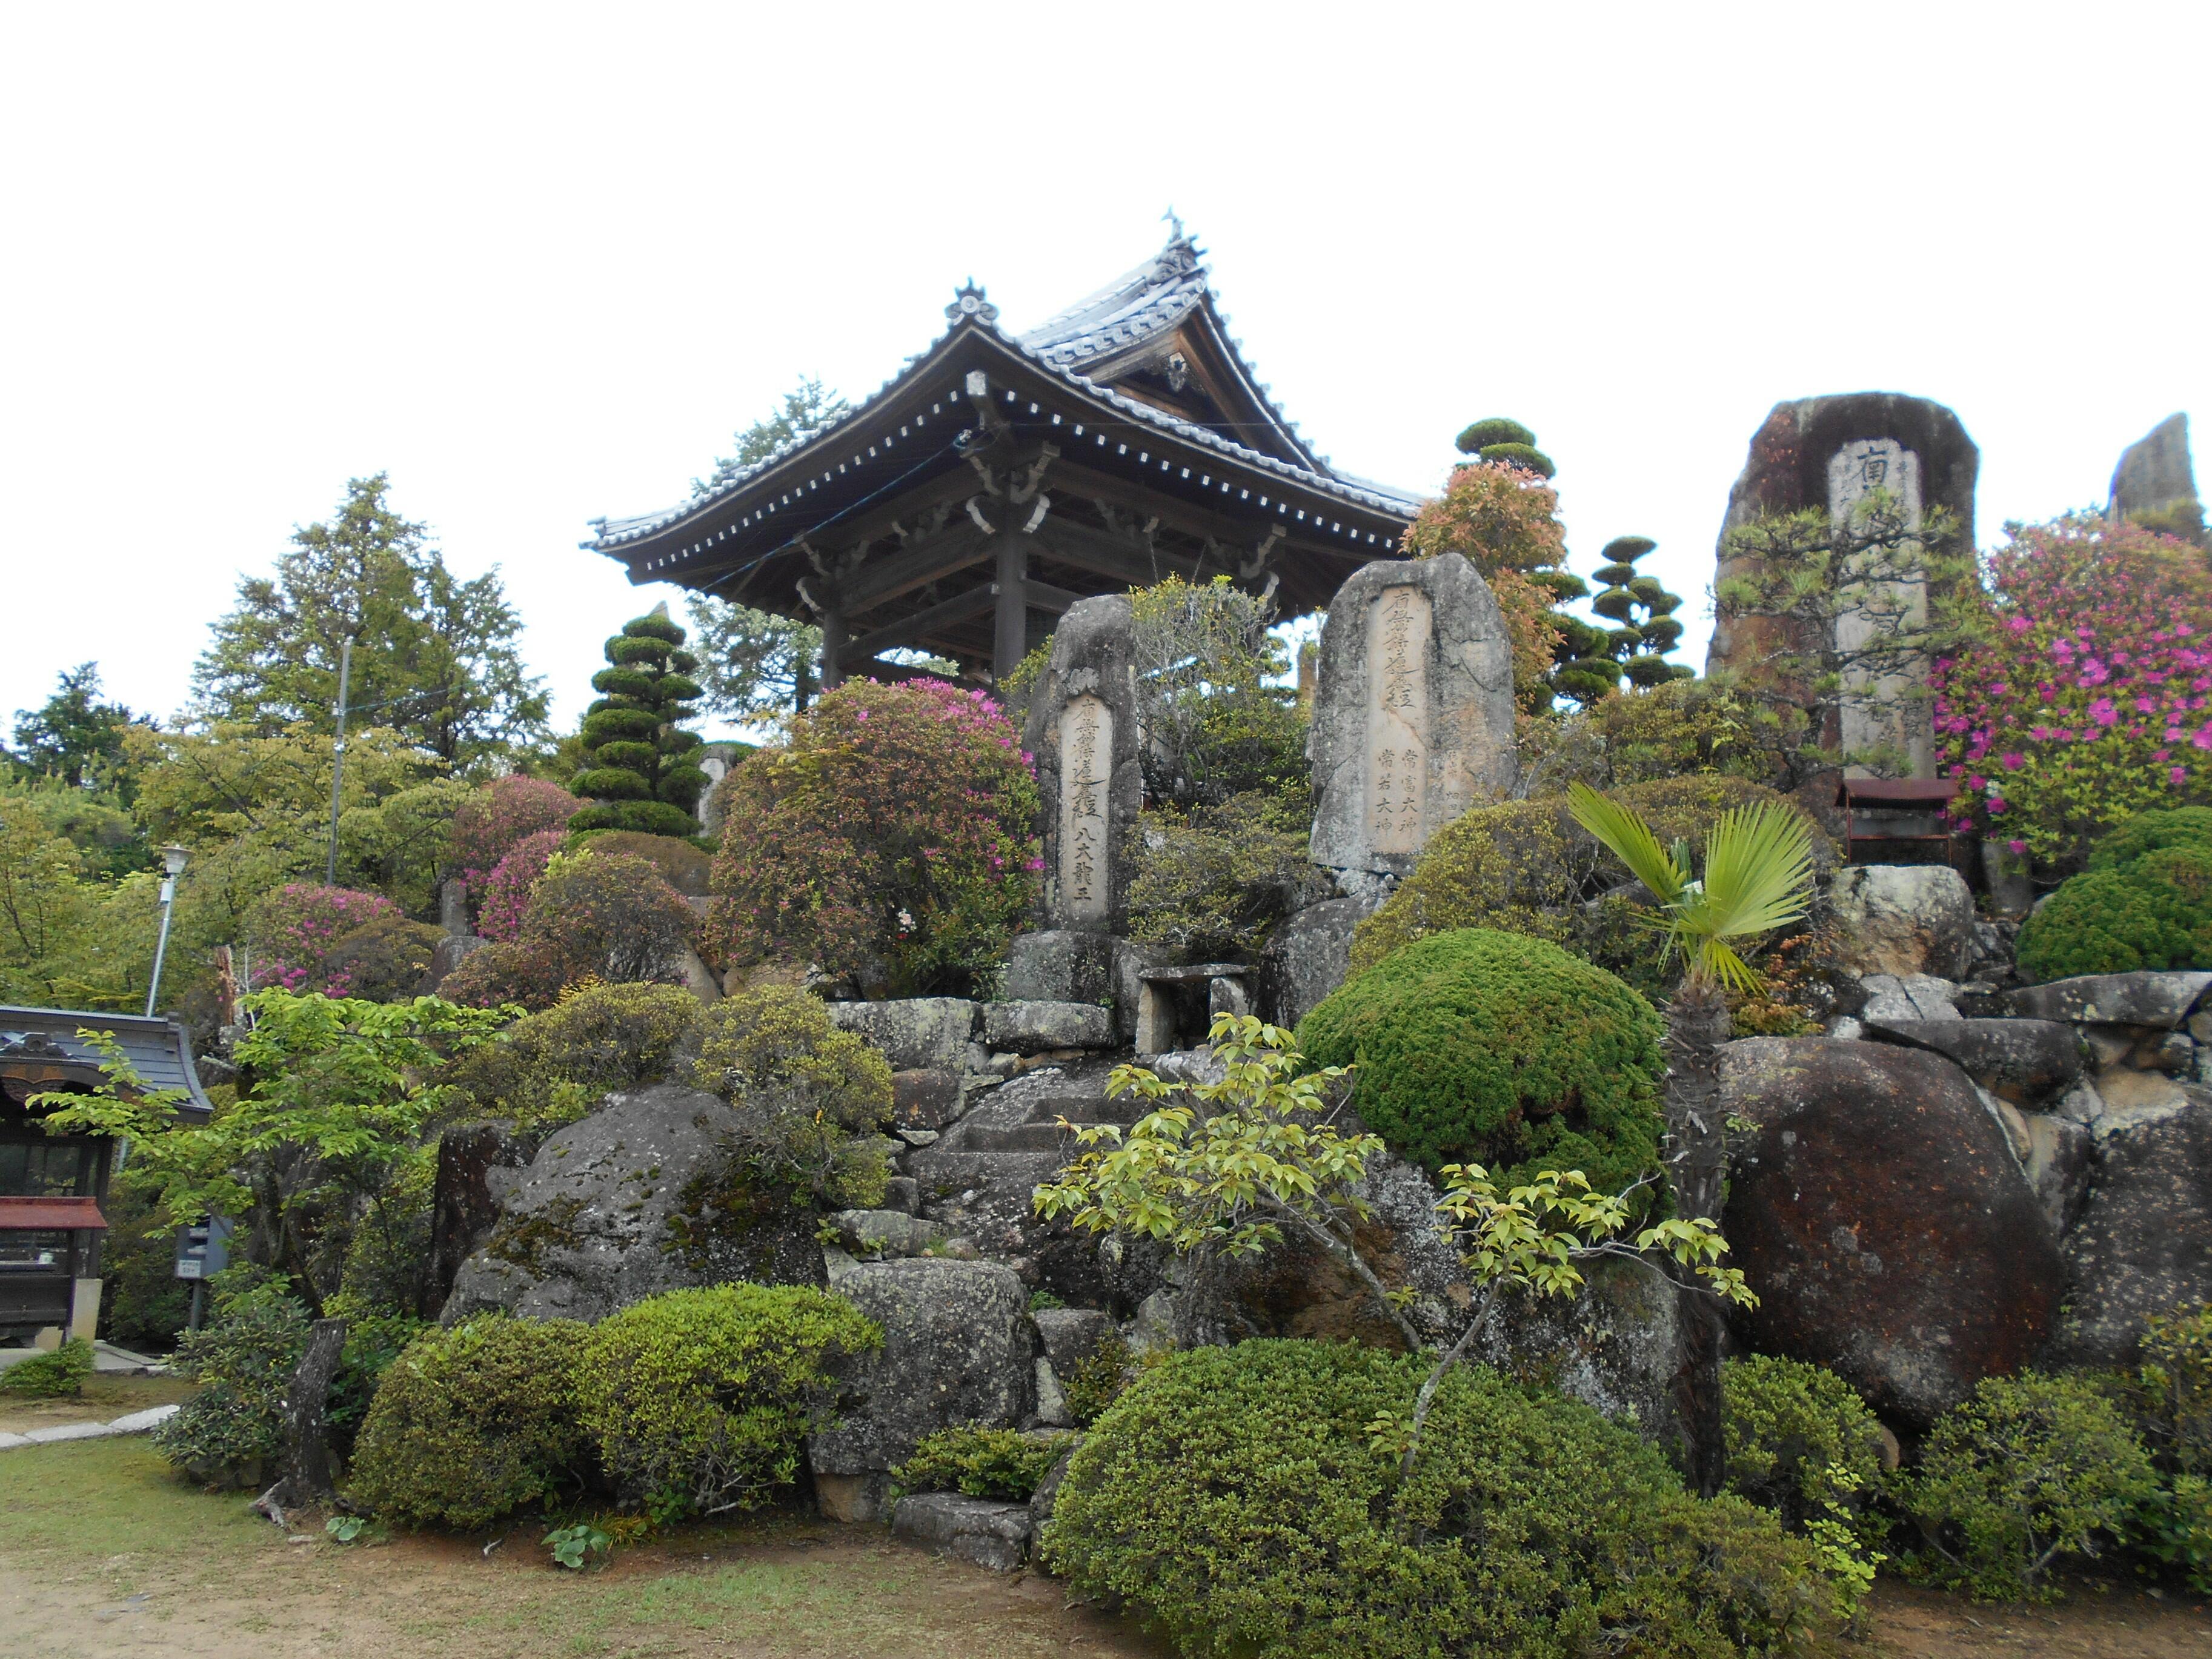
[[3, 4, 2205, 743]]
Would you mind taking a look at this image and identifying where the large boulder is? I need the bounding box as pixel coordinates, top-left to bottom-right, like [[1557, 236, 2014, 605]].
[[1859, 1017, 2087, 1105], [2111, 413, 2198, 522], [825, 999, 978, 1071], [2047, 1077, 2212, 1368], [1256, 896, 1374, 1029], [809, 1259, 1037, 1521], [440, 1084, 822, 1323], [1826, 865, 1975, 980], [427, 1122, 538, 1315], [1005, 929, 1116, 1005], [1721, 1039, 2063, 1429]]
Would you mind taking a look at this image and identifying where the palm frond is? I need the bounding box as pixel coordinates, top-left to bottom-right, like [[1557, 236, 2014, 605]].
[[1566, 783, 1687, 903], [1698, 802, 1818, 941], [1693, 937, 1767, 996]]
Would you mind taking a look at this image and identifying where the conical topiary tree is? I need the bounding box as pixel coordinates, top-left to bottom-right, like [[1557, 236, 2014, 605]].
[[1556, 536, 1694, 704], [570, 603, 710, 837]]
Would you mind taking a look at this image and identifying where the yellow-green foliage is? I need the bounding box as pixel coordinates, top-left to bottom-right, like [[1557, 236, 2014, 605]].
[[0, 1338, 92, 1398], [348, 1315, 588, 1530], [574, 1285, 880, 1521], [1896, 1371, 2159, 1601], [891, 1426, 1072, 1503], [442, 981, 705, 1131], [1351, 775, 1819, 994], [1126, 792, 1331, 960], [692, 983, 889, 1119], [1298, 929, 1664, 1194], [1043, 1340, 1836, 1659], [1723, 1355, 1887, 1538]]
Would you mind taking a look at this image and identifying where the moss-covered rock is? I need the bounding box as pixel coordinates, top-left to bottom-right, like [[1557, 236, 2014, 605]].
[[1297, 928, 1665, 1194]]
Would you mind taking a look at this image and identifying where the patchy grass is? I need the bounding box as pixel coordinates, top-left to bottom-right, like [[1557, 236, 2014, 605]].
[[0, 1438, 1164, 1658], [0, 1369, 194, 1434]]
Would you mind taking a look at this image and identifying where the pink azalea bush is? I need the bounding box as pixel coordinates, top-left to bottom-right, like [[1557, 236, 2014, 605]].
[[474, 828, 567, 943], [445, 774, 583, 896], [1932, 513, 2212, 872], [246, 883, 402, 996], [709, 678, 1041, 997]]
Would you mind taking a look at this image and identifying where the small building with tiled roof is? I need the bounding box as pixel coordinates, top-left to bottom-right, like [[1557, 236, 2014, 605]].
[[585, 230, 1423, 686], [1, 1008, 213, 1343]]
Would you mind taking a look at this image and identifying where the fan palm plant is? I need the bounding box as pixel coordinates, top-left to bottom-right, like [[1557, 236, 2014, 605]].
[[1565, 781, 1818, 1492]]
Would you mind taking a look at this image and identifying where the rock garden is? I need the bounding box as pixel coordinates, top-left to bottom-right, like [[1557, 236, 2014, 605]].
[[8, 408, 2212, 1659]]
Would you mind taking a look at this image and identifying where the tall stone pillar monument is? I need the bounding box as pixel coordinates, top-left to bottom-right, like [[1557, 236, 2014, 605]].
[[1705, 394, 1978, 778], [1308, 553, 1516, 886]]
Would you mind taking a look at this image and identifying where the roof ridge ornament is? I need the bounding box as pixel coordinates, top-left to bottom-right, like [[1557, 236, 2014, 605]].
[[946, 279, 998, 326]]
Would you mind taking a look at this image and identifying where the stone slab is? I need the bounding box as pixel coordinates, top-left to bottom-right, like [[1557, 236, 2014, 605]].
[[891, 1492, 1033, 1572], [981, 1001, 1113, 1056], [825, 1000, 980, 1072]]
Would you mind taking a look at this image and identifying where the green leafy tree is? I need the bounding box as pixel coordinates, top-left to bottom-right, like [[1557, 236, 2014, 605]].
[[192, 474, 549, 767], [9, 663, 141, 792], [571, 605, 708, 837], [1566, 782, 1818, 1492], [38, 992, 508, 1315], [1127, 576, 1309, 811], [683, 378, 848, 717]]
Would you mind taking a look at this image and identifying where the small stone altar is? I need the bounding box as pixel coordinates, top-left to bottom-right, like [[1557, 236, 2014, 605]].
[[1307, 553, 1516, 882], [1023, 596, 1141, 932]]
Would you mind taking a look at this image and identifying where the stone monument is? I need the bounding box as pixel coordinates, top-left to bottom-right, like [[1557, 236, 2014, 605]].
[[1705, 394, 1979, 778], [1307, 553, 1516, 886], [2111, 413, 2199, 529], [1010, 596, 1141, 1005]]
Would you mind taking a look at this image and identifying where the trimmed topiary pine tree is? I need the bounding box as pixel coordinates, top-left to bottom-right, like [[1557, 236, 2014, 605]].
[[1453, 415, 1556, 480], [570, 603, 710, 837], [1563, 534, 1693, 702]]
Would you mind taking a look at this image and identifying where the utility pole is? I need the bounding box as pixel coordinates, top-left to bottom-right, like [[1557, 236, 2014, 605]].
[[325, 637, 353, 886]]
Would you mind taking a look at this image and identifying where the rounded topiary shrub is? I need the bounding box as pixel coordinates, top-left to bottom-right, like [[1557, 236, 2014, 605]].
[[348, 1314, 588, 1530], [1298, 928, 1664, 1194], [2087, 805, 2212, 872], [1351, 775, 1825, 997], [441, 849, 697, 1012], [574, 1284, 880, 1521], [447, 773, 584, 893], [2017, 841, 2212, 981], [246, 883, 402, 995], [1043, 1340, 1833, 1659], [440, 980, 705, 1129]]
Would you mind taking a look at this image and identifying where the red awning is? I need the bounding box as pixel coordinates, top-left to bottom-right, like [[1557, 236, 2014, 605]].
[[0, 1195, 105, 1231], [1836, 777, 1959, 807]]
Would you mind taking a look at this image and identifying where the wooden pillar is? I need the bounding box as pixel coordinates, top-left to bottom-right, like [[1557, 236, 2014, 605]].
[[819, 594, 846, 690], [993, 534, 1028, 683]]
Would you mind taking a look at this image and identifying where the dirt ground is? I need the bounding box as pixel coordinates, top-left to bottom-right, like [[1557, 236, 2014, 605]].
[[3, 1439, 2207, 1659]]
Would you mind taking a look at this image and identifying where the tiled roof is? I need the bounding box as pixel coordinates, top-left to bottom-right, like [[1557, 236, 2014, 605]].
[[0, 1007, 215, 1119], [585, 235, 1422, 556]]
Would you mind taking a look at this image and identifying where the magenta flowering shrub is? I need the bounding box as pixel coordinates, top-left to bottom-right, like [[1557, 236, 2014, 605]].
[[474, 828, 567, 943], [1933, 514, 2212, 873], [709, 678, 1042, 997], [446, 774, 583, 894], [245, 883, 402, 996]]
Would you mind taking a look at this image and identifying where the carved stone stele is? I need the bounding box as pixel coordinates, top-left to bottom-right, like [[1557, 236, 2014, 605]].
[[1308, 554, 1516, 879], [1023, 596, 1141, 931]]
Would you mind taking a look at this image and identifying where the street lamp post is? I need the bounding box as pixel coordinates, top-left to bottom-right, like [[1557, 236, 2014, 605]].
[[145, 843, 190, 1019]]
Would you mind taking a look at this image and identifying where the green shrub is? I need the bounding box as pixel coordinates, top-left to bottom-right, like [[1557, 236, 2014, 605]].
[[1352, 775, 1823, 996], [442, 980, 705, 1131], [571, 605, 708, 836], [2017, 840, 2212, 980], [0, 1337, 93, 1398], [348, 1315, 589, 1530], [1297, 928, 1664, 1194], [1126, 792, 1332, 961], [442, 849, 699, 1011], [1455, 416, 1535, 453], [891, 1426, 1071, 1503], [2134, 1302, 2212, 1591], [1476, 440, 1556, 478], [153, 1286, 310, 1484], [1062, 1335, 1134, 1428], [574, 1284, 880, 1521], [1044, 1340, 1836, 1659], [1895, 1370, 2161, 1600], [1723, 1355, 1887, 1540], [2085, 806, 2212, 872]]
